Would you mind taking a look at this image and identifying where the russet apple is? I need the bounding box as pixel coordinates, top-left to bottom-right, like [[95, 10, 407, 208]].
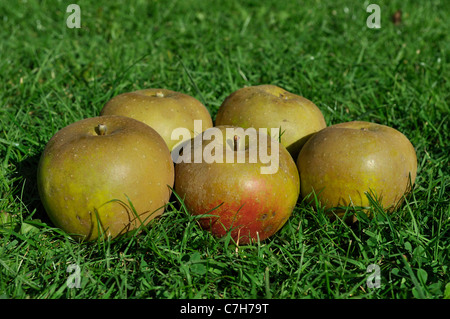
[[100, 88, 213, 151], [174, 125, 300, 244], [215, 84, 327, 159], [296, 121, 417, 218], [37, 115, 174, 241]]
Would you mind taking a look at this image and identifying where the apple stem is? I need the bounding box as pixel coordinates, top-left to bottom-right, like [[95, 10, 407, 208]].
[[96, 124, 107, 136]]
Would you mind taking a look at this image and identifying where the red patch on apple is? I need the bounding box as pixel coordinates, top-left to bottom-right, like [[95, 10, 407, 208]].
[[193, 190, 287, 244]]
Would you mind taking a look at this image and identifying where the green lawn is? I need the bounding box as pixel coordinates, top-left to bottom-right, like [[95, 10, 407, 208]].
[[0, 0, 449, 300]]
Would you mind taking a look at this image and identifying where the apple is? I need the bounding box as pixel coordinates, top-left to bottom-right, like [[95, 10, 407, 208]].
[[100, 88, 213, 151], [37, 115, 174, 241], [215, 84, 327, 159], [296, 121, 417, 218], [174, 125, 300, 244]]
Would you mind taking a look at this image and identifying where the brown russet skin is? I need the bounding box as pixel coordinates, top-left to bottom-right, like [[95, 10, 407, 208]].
[[37, 115, 174, 241], [100, 88, 213, 151], [215, 84, 326, 160], [297, 121, 417, 218], [174, 125, 300, 244]]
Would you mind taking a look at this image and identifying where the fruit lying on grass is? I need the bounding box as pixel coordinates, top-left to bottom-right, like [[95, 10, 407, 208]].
[[0, 211, 18, 234], [37, 115, 174, 241], [174, 125, 300, 244], [215, 84, 327, 159], [100, 88, 213, 151], [296, 121, 417, 218]]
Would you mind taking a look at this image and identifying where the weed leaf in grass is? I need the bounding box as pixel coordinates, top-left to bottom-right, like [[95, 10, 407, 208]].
[[444, 283, 450, 299]]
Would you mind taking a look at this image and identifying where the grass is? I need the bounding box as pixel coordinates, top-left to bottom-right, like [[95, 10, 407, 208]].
[[0, 0, 449, 300]]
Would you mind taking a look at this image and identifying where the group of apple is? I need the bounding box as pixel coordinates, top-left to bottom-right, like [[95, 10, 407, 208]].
[[37, 85, 417, 243]]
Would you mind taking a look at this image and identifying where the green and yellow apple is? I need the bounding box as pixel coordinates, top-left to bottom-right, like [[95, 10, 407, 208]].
[[174, 125, 300, 244], [296, 121, 417, 218], [215, 84, 327, 159], [37, 115, 174, 241], [100, 88, 213, 151]]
